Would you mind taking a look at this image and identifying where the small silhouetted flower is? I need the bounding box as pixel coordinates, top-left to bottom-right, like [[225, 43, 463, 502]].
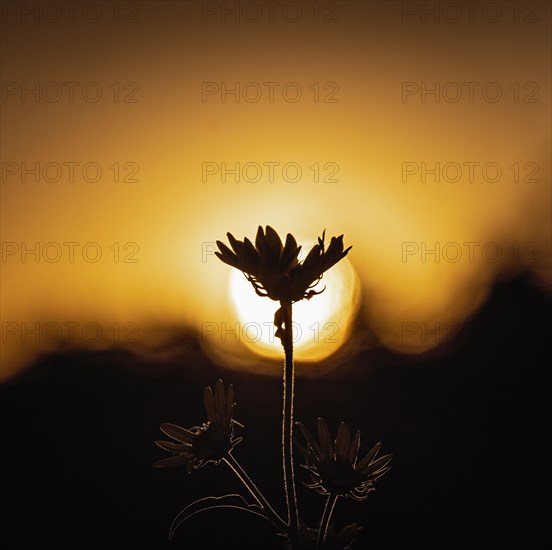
[[154, 379, 242, 473], [295, 418, 393, 500], [215, 225, 352, 304]]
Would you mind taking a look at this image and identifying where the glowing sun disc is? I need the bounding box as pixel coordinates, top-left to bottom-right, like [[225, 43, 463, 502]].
[[228, 258, 359, 362]]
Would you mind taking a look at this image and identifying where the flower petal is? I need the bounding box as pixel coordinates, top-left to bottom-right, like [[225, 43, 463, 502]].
[[264, 225, 283, 262], [301, 243, 321, 271], [321, 236, 343, 267], [243, 237, 260, 272], [153, 454, 191, 468], [370, 465, 392, 480], [295, 421, 322, 459], [293, 431, 308, 456], [348, 430, 361, 463], [160, 423, 197, 444], [335, 422, 351, 462], [216, 240, 254, 274], [255, 226, 268, 257], [214, 379, 225, 425], [203, 386, 216, 423], [317, 418, 333, 460], [215, 241, 242, 270], [280, 233, 301, 270], [359, 453, 393, 477], [215, 241, 236, 261], [227, 233, 245, 255], [281, 245, 301, 272], [327, 235, 344, 255], [155, 440, 192, 453], [224, 383, 235, 426], [317, 229, 326, 249], [356, 441, 381, 471], [321, 236, 352, 273]]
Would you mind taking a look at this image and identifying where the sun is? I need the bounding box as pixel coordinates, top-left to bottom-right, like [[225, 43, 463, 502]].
[[228, 256, 359, 362]]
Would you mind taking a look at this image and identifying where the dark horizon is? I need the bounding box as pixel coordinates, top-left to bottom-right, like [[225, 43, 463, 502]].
[[2, 273, 549, 548]]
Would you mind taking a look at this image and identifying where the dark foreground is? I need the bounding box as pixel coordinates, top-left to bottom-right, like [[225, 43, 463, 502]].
[[1, 274, 549, 548]]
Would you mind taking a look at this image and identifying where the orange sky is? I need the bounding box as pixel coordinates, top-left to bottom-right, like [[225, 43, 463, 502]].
[[1, 1, 550, 379]]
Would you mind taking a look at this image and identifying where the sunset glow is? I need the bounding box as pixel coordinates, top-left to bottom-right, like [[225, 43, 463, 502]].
[[0, 1, 550, 380], [228, 254, 359, 361]]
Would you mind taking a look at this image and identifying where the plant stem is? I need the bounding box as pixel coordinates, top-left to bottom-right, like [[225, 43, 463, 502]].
[[316, 494, 339, 550], [223, 454, 287, 531], [281, 300, 301, 549]]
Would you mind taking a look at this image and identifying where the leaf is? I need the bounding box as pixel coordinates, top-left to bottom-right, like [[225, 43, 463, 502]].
[[336, 522, 363, 548], [169, 494, 271, 540]]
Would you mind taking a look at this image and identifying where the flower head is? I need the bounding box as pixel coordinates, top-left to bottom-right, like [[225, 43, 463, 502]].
[[295, 418, 393, 500], [154, 379, 242, 473], [215, 226, 352, 304]]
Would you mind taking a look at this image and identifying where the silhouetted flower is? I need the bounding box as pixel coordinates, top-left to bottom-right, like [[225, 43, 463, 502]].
[[295, 418, 392, 500], [215, 225, 351, 304], [154, 379, 242, 473]]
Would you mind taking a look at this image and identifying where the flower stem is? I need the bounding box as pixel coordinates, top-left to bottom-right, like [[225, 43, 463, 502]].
[[317, 494, 339, 550], [223, 454, 287, 531], [281, 300, 301, 549]]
